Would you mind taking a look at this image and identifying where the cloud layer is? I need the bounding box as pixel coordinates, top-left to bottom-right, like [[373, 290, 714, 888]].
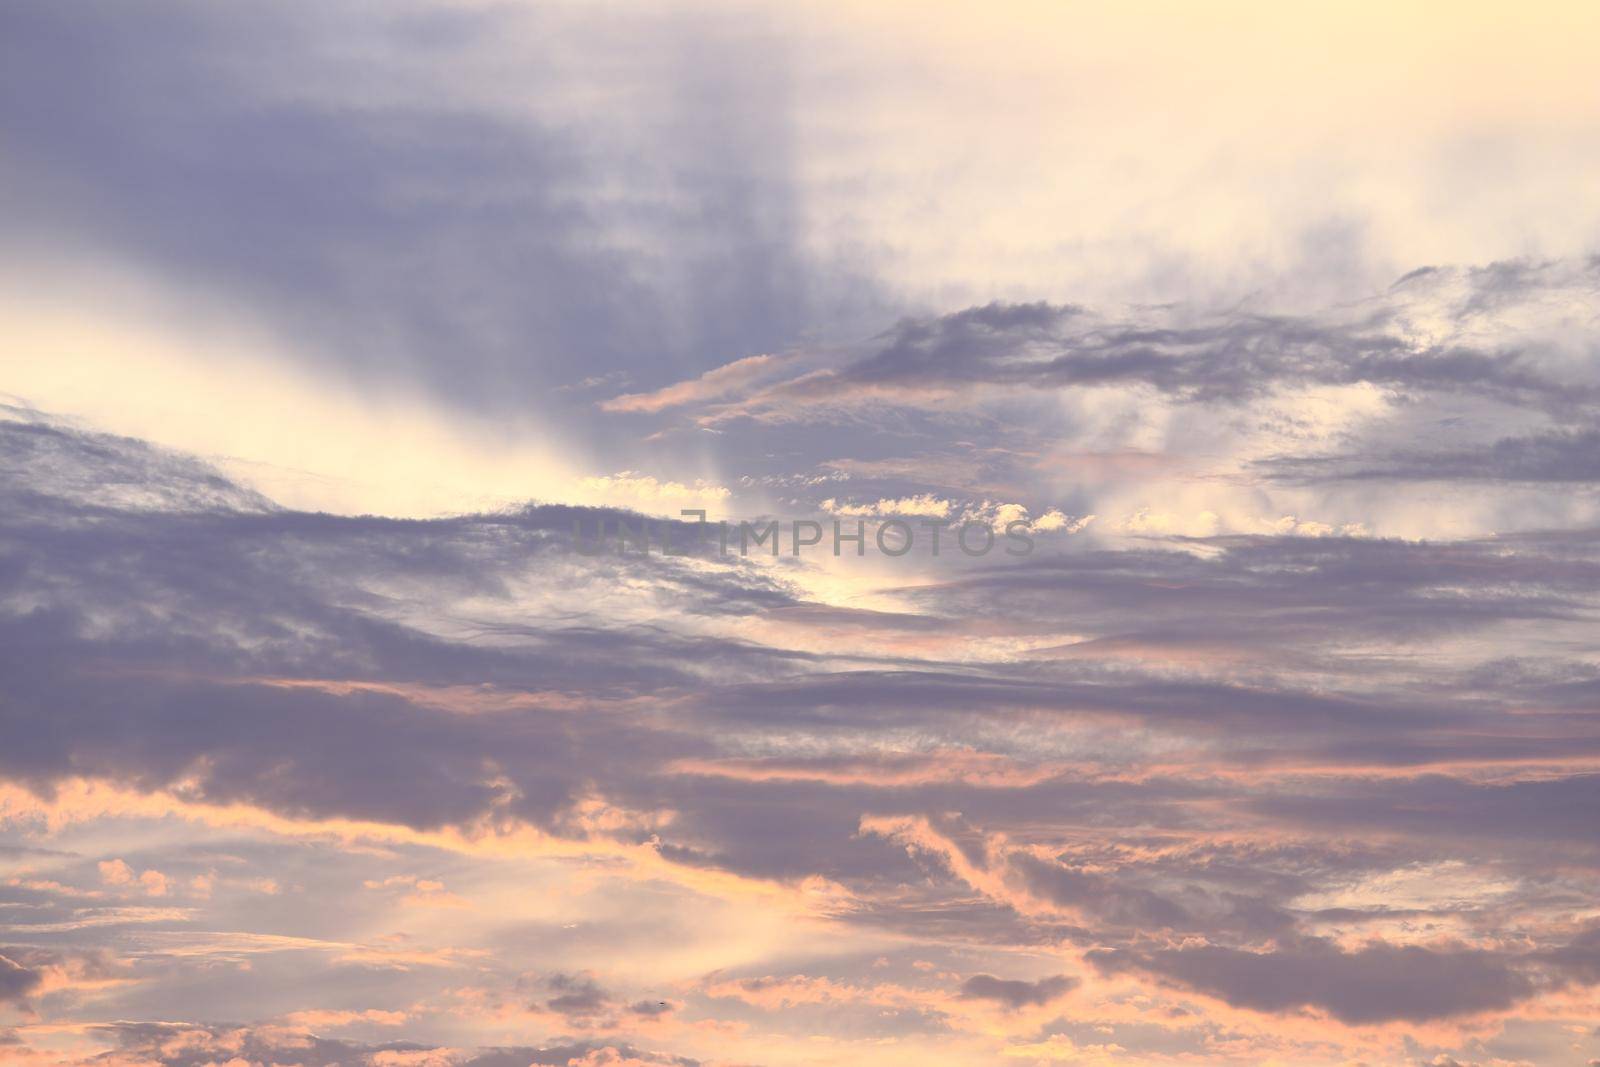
[[5, 3, 1600, 1066]]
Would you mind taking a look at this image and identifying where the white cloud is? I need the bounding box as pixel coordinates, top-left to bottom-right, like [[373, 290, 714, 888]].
[[821, 494, 954, 518], [578, 472, 732, 517]]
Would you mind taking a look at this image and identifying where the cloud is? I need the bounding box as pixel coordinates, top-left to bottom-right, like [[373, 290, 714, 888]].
[[361, 875, 468, 910], [543, 973, 618, 1026], [279, 1009, 409, 1029], [1543, 922, 1600, 986], [97, 859, 134, 887], [5, 265, 1600, 1064], [1261, 427, 1600, 484], [5, 0, 1600, 1062], [821, 494, 955, 518], [70, 1023, 701, 1067], [688, 264, 1600, 428], [0, 0, 885, 431], [0, 954, 42, 1004], [0, 946, 125, 1007], [600, 355, 788, 413], [1030, 510, 1093, 533], [956, 973, 1077, 1009], [576, 472, 732, 516], [1088, 938, 1535, 1024], [0, 382, 1592, 1067], [95, 859, 170, 897]]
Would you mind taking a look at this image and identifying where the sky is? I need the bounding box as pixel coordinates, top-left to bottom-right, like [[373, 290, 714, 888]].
[[2, 2, 1600, 1065]]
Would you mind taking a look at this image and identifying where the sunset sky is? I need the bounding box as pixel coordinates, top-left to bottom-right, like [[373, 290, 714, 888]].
[[4, 3, 1600, 1065]]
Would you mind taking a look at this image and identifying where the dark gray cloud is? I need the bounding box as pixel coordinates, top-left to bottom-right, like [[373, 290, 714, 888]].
[[1543, 923, 1600, 986], [722, 261, 1600, 417], [956, 973, 1077, 1009], [0, 946, 125, 1010], [544, 973, 616, 1023], [84, 1023, 701, 1067], [1260, 427, 1600, 483], [911, 531, 1600, 655], [1088, 939, 1536, 1024], [1247, 773, 1600, 846], [0, 952, 42, 1004], [1008, 854, 1199, 933]]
